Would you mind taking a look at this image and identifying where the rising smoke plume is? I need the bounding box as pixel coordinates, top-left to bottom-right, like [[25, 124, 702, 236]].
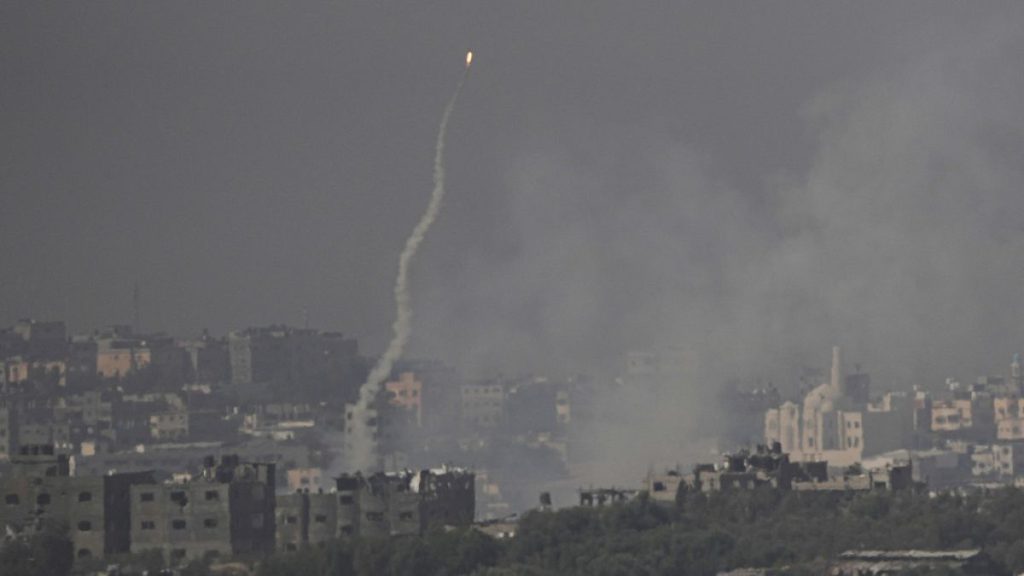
[[346, 55, 471, 473]]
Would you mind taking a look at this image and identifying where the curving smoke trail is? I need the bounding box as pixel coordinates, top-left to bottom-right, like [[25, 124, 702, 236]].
[[346, 60, 471, 473]]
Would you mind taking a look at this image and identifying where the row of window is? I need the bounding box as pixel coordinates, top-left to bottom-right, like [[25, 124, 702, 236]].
[[139, 489, 221, 503], [140, 517, 221, 530], [363, 511, 414, 522], [5, 492, 93, 506], [283, 513, 331, 525]]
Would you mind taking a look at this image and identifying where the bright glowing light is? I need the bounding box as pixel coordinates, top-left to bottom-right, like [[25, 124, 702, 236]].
[[466, 51, 473, 66]]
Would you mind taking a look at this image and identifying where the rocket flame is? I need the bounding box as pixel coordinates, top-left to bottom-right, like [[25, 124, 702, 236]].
[[466, 51, 473, 66]]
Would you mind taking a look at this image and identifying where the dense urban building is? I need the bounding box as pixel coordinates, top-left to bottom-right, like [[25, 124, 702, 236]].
[[129, 455, 275, 564], [0, 444, 156, 563]]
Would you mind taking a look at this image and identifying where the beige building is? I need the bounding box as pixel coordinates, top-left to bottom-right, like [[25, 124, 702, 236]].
[[994, 397, 1024, 422], [765, 347, 868, 468], [97, 342, 151, 379], [149, 411, 189, 441], [286, 467, 326, 492], [931, 399, 973, 432]]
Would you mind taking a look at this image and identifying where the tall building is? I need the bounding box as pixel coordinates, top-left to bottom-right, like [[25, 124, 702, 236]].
[[227, 326, 360, 401], [129, 455, 275, 565], [0, 444, 155, 563]]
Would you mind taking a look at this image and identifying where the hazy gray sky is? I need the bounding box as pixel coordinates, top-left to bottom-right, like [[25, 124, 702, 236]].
[[2, 2, 1022, 387]]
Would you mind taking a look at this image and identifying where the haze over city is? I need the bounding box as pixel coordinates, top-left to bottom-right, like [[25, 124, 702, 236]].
[[4, 2, 1021, 386], [2, 3, 1024, 575]]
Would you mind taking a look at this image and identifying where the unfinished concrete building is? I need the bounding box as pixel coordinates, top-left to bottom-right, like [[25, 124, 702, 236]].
[[274, 490, 341, 551], [690, 444, 827, 492], [275, 467, 474, 547], [346, 467, 474, 538], [0, 444, 155, 563], [129, 455, 275, 565]]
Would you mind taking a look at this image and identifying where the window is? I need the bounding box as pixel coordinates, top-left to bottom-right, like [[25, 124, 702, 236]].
[[37, 493, 51, 506], [140, 492, 155, 502], [78, 492, 92, 502], [314, 514, 327, 523], [171, 549, 187, 562], [365, 512, 384, 522], [204, 490, 219, 501], [77, 548, 92, 559], [652, 482, 666, 492], [399, 511, 414, 521], [284, 515, 298, 525], [286, 543, 297, 552], [172, 519, 187, 530], [4, 494, 18, 505], [77, 521, 92, 531], [170, 491, 187, 505], [339, 495, 353, 505], [340, 525, 354, 536], [141, 521, 155, 530], [203, 518, 218, 528]]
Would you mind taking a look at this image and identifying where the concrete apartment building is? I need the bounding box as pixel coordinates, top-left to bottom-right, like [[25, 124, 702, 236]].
[[129, 455, 275, 564], [276, 468, 474, 550], [461, 380, 505, 429], [0, 444, 155, 563], [227, 326, 358, 387]]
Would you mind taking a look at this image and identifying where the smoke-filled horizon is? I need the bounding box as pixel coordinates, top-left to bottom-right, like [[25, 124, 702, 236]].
[[2, 2, 1023, 399]]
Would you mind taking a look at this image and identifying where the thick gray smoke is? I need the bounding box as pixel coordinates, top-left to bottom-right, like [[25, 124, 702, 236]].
[[411, 9, 1024, 486], [346, 65, 469, 473]]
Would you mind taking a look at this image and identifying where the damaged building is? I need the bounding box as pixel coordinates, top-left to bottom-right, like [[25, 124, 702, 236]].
[[129, 455, 275, 564], [0, 444, 156, 563], [691, 443, 828, 492], [682, 443, 914, 494], [277, 467, 474, 549]]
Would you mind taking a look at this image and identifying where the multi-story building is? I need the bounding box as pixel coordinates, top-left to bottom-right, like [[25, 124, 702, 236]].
[[994, 397, 1024, 422], [285, 467, 326, 493], [992, 443, 1024, 477], [386, 372, 423, 427], [765, 347, 873, 467], [345, 468, 474, 538], [129, 455, 275, 565], [971, 445, 996, 478], [0, 444, 155, 563], [227, 326, 358, 389], [275, 468, 474, 550], [180, 333, 230, 385], [149, 411, 189, 441], [997, 418, 1024, 441], [461, 380, 505, 429], [96, 336, 151, 379]]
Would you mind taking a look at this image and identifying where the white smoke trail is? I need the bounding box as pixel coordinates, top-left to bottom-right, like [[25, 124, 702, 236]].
[[346, 67, 469, 472]]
